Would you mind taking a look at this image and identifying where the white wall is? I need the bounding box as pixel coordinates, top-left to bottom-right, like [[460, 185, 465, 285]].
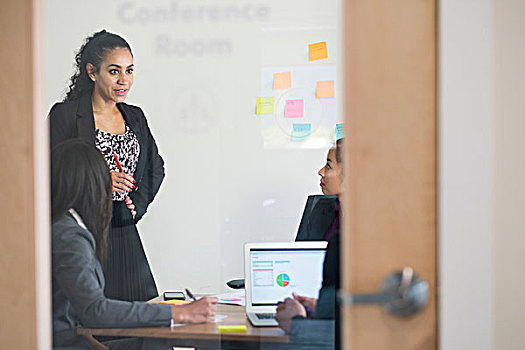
[[440, 0, 525, 349], [439, 0, 494, 348], [493, 0, 525, 348]]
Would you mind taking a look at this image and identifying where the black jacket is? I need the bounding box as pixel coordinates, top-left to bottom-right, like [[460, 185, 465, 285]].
[[49, 93, 165, 223]]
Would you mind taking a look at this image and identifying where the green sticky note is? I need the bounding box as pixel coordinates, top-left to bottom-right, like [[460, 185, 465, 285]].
[[256, 96, 275, 114], [336, 123, 344, 140], [292, 123, 311, 142]]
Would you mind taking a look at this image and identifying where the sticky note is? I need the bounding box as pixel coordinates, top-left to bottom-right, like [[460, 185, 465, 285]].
[[308, 41, 328, 61], [292, 123, 311, 142], [316, 80, 335, 99], [256, 96, 275, 114], [285, 99, 304, 118], [336, 123, 344, 140], [218, 325, 247, 333], [273, 72, 292, 90]]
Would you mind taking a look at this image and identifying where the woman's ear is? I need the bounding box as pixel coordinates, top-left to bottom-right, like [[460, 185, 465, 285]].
[[86, 63, 96, 82]]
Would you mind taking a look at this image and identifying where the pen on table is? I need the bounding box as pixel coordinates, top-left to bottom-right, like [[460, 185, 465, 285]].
[[185, 288, 197, 301]]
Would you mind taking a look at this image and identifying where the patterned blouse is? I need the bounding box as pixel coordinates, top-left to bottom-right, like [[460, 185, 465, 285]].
[[95, 125, 140, 201]]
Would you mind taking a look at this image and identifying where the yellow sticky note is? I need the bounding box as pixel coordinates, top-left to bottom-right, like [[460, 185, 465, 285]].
[[256, 96, 275, 114], [316, 80, 335, 99], [273, 72, 292, 90], [309, 41, 328, 61], [218, 325, 247, 333]]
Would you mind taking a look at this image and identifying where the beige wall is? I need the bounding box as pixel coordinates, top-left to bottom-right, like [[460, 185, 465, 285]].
[[494, 0, 525, 348]]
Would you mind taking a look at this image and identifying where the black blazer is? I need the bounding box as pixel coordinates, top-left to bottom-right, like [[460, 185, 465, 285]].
[[49, 93, 165, 223]]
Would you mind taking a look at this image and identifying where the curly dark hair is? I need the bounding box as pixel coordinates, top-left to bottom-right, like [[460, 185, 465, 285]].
[[64, 29, 133, 101]]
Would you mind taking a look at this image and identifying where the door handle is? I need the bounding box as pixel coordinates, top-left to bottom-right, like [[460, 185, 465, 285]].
[[338, 267, 429, 317]]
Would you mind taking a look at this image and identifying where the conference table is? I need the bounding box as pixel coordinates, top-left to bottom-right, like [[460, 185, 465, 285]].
[[77, 300, 289, 350]]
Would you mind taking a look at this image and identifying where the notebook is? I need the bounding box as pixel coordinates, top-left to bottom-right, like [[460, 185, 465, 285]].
[[244, 241, 327, 326]]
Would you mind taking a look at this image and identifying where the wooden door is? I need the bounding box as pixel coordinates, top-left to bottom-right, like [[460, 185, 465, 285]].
[[0, 0, 38, 348], [0, 0, 50, 348], [342, 0, 437, 348]]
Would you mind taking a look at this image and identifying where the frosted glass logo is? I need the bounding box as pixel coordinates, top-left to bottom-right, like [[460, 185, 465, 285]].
[[118, 1, 270, 24], [156, 35, 232, 56]]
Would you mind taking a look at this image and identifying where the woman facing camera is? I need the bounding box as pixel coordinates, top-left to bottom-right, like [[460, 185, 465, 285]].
[[51, 139, 217, 350], [49, 30, 163, 302], [275, 138, 344, 349]]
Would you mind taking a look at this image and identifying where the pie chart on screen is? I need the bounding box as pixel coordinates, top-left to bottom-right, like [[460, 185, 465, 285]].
[[276, 273, 290, 287]]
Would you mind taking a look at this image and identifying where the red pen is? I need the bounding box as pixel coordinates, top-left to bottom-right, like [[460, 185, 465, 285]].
[[113, 152, 124, 173], [113, 152, 135, 218], [113, 152, 135, 189]]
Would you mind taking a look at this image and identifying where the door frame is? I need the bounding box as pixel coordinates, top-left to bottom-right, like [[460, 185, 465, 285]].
[[342, 0, 437, 348]]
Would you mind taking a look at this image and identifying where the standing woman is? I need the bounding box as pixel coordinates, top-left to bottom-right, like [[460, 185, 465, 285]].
[[49, 30, 163, 302]]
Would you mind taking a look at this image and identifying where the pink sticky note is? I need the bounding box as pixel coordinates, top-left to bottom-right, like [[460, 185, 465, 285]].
[[285, 99, 304, 118]]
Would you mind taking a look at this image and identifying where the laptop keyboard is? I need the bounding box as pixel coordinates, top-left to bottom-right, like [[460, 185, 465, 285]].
[[256, 313, 276, 319]]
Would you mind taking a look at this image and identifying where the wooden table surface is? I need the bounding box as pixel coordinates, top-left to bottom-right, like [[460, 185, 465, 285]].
[[77, 302, 289, 349]]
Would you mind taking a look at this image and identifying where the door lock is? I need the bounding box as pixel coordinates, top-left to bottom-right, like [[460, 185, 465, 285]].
[[338, 267, 429, 317]]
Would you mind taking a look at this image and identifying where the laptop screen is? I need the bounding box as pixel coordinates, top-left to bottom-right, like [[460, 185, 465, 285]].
[[249, 248, 326, 306]]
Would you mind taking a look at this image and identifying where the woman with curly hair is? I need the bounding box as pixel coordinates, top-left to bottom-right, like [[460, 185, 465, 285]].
[[49, 29, 163, 302]]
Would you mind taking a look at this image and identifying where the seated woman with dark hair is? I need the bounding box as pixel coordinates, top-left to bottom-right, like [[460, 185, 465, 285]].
[[51, 139, 217, 350], [275, 138, 344, 350]]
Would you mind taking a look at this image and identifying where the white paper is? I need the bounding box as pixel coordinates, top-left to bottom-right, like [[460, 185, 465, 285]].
[[212, 290, 246, 307]]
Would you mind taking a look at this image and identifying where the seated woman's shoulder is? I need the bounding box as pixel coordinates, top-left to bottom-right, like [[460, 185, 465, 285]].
[[52, 214, 95, 247]]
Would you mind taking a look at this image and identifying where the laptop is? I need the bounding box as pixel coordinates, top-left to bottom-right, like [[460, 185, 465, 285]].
[[244, 241, 327, 326]]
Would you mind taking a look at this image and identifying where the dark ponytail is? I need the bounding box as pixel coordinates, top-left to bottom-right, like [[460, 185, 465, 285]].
[[64, 29, 133, 101]]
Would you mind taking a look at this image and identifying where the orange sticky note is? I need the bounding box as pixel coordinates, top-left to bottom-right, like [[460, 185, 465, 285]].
[[316, 80, 335, 98], [273, 72, 292, 90], [308, 41, 328, 61]]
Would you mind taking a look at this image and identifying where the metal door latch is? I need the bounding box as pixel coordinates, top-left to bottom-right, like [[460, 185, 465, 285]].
[[338, 267, 429, 317]]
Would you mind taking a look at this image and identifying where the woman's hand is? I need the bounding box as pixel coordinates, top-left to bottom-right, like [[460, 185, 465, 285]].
[[171, 297, 218, 324], [110, 171, 135, 193], [275, 297, 307, 333], [292, 292, 317, 312], [125, 196, 136, 219]]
